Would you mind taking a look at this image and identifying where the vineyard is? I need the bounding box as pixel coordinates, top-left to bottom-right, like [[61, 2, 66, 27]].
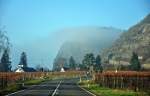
[[0, 71, 85, 88], [1, 71, 150, 94], [95, 71, 150, 92]]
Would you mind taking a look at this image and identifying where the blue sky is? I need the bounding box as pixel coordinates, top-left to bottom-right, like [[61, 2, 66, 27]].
[[0, 0, 150, 69]]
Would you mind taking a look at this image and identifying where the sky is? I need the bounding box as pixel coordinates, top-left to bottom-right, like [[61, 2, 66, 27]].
[[0, 0, 150, 70]]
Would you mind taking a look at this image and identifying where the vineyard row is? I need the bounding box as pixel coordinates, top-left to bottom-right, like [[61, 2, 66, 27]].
[[95, 71, 150, 91]]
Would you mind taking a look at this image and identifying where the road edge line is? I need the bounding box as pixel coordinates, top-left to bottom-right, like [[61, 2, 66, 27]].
[[5, 84, 39, 96], [5, 89, 25, 96], [77, 84, 97, 96]]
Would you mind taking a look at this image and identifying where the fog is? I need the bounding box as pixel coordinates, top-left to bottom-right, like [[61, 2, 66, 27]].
[[11, 26, 123, 70]]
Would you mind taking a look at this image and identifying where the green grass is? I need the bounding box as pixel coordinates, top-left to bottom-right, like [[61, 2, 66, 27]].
[[24, 79, 45, 85], [0, 84, 23, 95], [79, 80, 148, 96], [0, 78, 48, 95]]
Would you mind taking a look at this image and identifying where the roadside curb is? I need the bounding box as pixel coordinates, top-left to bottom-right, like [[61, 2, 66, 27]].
[[77, 84, 97, 96]]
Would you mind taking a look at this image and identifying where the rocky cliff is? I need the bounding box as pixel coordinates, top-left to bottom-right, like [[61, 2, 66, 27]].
[[102, 14, 150, 68]]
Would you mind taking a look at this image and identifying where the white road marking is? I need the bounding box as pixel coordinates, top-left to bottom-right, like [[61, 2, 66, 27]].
[[5, 84, 41, 96], [51, 81, 61, 96], [77, 84, 97, 96], [5, 90, 25, 96]]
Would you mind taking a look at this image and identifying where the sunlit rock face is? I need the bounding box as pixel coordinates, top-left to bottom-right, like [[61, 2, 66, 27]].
[[102, 14, 150, 68]]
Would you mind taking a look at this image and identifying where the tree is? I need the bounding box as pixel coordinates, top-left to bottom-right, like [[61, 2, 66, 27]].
[[53, 57, 68, 71], [0, 27, 11, 72], [36, 64, 43, 72], [0, 27, 10, 54], [78, 63, 86, 70], [130, 52, 141, 71], [69, 56, 76, 70], [82, 53, 95, 70], [95, 55, 103, 72], [108, 53, 113, 63], [0, 49, 11, 72], [19, 52, 27, 67]]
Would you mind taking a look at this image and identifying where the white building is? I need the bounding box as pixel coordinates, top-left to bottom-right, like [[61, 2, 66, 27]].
[[15, 64, 36, 72], [60, 67, 65, 72]]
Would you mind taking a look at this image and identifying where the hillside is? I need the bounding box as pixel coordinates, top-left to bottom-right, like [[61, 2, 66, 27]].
[[53, 27, 123, 70], [102, 14, 150, 69]]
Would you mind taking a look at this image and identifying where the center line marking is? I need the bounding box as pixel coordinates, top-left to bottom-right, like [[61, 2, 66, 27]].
[[51, 81, 61, 96]]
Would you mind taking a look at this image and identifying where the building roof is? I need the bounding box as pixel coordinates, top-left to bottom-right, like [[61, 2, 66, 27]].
[[15, 67, 36, 72], [22, 67, 36, 72]]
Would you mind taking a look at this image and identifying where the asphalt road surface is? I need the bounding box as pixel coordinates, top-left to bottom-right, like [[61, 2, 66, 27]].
[[6, 78, 95, 96]]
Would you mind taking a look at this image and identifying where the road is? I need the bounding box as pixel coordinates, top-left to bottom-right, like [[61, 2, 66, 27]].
[[6, 78, 95, 96]]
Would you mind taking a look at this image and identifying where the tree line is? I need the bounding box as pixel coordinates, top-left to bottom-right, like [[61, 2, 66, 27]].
[[0, 28, 29, 72], [69, 51, 142, 72], [0, 49, 28, 72], [68, 53, 103, 72]]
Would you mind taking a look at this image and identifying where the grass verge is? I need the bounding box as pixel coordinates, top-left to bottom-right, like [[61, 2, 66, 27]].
[[0, 84, 23, 96], [79, 80, 148, 96], [23, 79, 45, 85], [0, 78, 48, 95]]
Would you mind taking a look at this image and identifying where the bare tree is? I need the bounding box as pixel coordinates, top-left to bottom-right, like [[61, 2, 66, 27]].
[[0, 27, 11, 72]]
